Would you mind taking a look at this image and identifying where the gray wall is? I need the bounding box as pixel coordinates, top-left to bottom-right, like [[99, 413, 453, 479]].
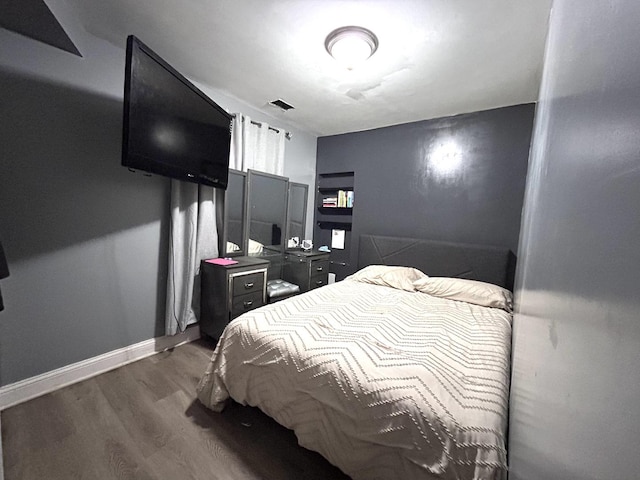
[[315, 104, 534, 274], [0, 1, 318, 387], [0, 6, 168, 387], [0, 70, 170, 386], [508, 2, 640, 479], [195, 81, 318, 238]]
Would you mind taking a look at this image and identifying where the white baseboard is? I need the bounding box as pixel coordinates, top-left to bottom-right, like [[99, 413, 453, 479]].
[[0, 325, 201, 411]]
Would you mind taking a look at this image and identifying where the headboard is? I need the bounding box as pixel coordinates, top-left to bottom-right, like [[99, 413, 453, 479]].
[[358, 234, 516, 290]]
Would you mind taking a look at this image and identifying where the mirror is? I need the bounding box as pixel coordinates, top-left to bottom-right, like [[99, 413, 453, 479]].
[[286, 182, 308, 248], [246, 170, 288, 259], [222, 169, 247, 256]]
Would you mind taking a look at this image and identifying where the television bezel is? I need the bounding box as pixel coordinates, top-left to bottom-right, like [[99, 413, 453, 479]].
[[122, 35, 232, 189]]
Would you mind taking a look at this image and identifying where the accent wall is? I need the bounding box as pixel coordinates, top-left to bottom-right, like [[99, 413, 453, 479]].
[[315, 104, 535, 276]]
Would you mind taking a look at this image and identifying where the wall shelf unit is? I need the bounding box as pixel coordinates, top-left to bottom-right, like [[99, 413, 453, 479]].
[[318, 187, 352, 194], [317, 221, 352, 231], [314, 171, 355, 281], [317, 207, 353, 215], [317, 172, 353, 178]]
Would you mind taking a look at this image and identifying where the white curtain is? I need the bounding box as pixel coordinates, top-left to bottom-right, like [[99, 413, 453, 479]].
[[229, 114, 285, 175], [165, 181, 218, 335], [164, 114, 286, 335]]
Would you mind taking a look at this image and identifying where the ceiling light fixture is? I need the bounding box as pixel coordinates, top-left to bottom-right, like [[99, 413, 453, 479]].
[[325, 26, 379, 70]]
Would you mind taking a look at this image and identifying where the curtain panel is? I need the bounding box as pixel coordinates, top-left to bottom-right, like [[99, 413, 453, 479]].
[[165, 181, 218, 335], [230, 114, 285, 175], [165, 114, 286, 334]]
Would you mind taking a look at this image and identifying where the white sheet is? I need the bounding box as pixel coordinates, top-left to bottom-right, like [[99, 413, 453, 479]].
[[197, 280, 512, 480]]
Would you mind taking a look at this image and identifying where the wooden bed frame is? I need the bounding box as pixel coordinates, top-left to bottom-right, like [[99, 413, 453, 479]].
[[358, 234, 516, 290]]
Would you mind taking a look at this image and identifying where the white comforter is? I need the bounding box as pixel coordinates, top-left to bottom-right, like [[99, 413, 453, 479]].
[[197, 280, 512, 480]]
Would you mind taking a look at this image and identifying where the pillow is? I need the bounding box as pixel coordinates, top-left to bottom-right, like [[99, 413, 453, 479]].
[[248, 239, 264, 254], [346, 265, 428, 292], [226, 241, 241, 252], [413, 277, 513, 312]]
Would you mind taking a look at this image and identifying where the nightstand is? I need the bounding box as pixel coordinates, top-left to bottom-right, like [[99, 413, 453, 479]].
[[283, 250, 331, 293], [200, 256, 269, 339]]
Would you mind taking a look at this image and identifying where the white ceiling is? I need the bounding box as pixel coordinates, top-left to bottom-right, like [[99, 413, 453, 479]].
[[68, 0, 552, 137]]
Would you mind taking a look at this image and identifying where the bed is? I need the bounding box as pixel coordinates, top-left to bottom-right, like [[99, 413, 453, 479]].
[[197, 235, 515, 480]]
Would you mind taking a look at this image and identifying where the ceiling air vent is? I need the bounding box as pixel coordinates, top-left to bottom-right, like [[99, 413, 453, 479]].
[[269, 99, 295, 111]]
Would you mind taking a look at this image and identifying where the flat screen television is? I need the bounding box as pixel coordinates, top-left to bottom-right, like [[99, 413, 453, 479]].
[[122, 35, 232, 189]]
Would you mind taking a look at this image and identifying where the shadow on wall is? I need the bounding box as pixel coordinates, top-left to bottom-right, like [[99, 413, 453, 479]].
[[0, 69, 170, 337], [0, 69, 169, 258]]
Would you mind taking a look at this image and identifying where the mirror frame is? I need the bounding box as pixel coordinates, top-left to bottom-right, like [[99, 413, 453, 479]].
[[245, 169, 289, 255], [221, 168, 247, 257], [286, 181, 308, 247]]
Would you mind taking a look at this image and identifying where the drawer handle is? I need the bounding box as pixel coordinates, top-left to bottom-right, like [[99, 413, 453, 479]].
[[244, 282, 254, 289], [316, 280, 324, 285], [316, 267, 323, 272], [243, 300, 253, 308]]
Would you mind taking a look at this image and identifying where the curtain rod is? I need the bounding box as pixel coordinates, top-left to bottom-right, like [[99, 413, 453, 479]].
[[232, 113, 292, 140]]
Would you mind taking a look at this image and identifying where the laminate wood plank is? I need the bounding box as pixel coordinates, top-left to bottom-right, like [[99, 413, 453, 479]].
[[2, 388, 76, 456], [55, 378, 156, 480], [125, 355, 182, 402], [1, 388, 79, 478], [144, 391, 251, 480], [155, 389, 260, 480], [93, 366, 174, 459], [2, 338, 350, 480], [149, 340, 213, 397], [5, 430, 105, 480]]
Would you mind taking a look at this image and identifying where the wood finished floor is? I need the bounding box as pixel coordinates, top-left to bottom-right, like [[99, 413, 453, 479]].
[[1, 338, 350, 480]]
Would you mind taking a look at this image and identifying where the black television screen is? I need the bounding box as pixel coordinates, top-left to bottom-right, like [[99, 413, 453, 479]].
[[122, 35, 232, 189]]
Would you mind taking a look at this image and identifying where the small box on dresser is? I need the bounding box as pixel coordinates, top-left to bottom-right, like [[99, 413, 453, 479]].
[[200, 256, 269, 340]]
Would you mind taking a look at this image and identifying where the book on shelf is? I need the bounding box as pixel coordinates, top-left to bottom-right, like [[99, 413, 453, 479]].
[[337, 190, 346, 207], [346, 190, 354, 208], [322, 196, 338, 207], [322, 191, 353, 209]]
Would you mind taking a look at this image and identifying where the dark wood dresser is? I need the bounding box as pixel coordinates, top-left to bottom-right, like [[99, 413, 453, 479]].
[[200, 256, 269, 339], [283, 250, 331, 293]]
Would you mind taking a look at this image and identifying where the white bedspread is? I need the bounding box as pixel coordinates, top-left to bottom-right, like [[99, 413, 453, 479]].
[[197, 280, 512, 480]]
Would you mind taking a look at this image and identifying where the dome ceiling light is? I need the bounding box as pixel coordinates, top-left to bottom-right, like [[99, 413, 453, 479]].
[[325, 26, 379, 70]]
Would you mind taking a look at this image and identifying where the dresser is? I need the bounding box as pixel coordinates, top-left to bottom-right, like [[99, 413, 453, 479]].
[[283, 250, 331, 293], [200, 256, 269, 339]]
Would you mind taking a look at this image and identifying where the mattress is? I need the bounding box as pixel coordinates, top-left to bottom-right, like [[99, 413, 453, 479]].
[[197, 278, 512, 480]]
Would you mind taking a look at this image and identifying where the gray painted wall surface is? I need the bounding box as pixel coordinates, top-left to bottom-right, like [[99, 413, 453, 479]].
[[0, 1, 317, 386], [0, 70, 170, 386], [509, 2, 640, 479], [195, 81, 318, 237], [315, 104, 534, 274]]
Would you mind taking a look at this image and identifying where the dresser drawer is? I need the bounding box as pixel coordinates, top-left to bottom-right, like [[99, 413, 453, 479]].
[[200, 257, 269, 340], [282, 252, 331, 293], [310, 259, 330, 276], [310, 272, 328, 290], [232, 271, 265, 296], [231, 291, 264, 317]]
